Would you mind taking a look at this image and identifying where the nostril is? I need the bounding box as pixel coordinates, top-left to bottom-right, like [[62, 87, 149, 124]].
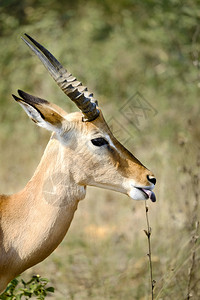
[[147, 175, 156, 185]]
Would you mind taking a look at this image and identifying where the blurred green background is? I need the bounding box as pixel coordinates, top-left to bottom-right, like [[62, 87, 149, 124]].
[[0, 0, 200, 299]]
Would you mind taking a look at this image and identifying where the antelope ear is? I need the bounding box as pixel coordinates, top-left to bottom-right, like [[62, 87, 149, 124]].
[[12, 90, 66, 133]]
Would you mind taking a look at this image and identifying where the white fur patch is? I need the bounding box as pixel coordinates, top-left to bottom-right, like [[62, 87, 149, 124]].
[[105, 134, 119, 153]]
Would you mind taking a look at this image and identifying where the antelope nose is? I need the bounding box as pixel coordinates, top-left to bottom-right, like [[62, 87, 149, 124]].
[[147, 175, 156, 185]]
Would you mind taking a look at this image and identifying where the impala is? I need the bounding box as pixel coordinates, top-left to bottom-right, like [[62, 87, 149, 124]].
[[0, 34, 156, 294]]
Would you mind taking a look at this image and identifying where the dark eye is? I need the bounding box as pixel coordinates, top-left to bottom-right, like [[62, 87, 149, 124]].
[[91, 137, 109, 147]]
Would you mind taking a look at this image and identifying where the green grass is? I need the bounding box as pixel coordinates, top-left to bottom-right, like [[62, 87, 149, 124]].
[[0, 0, 200, 299]]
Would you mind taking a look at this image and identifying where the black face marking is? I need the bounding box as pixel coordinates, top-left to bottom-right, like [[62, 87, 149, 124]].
[[91, 137, 109, 147]]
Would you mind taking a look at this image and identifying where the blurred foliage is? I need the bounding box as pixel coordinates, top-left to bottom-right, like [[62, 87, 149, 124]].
[[0, 275, 54, 299], [0, 0, 200, 299]]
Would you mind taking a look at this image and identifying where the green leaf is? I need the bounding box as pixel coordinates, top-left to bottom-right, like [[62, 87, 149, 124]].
[[46, 287, 55, 293]]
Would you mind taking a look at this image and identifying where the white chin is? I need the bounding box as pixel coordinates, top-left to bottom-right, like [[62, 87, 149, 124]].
[[128, 188, 148, 201]]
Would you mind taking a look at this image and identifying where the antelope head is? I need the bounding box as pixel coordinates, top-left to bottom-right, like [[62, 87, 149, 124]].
[[13, 34, 156, 203]]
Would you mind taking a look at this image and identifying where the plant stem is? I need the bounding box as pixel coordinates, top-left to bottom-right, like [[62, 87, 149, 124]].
[[144, 201, 155, 300], [186, 221, 199, 300]]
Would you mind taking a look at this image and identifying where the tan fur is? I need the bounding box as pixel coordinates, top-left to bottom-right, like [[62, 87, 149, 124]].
[[0, 100, 155, 294]]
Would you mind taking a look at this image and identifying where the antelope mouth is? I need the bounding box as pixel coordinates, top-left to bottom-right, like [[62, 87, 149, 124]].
[[138, 188, 156, 202]]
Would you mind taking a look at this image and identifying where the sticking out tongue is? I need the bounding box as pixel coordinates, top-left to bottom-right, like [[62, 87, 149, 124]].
[[142, 189, 156, 202]]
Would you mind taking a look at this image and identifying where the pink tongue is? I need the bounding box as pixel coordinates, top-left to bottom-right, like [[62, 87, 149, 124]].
[[143, 189, 156, 202]]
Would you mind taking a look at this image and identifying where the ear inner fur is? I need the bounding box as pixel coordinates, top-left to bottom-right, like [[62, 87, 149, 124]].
[[12, 93, 65, 127]]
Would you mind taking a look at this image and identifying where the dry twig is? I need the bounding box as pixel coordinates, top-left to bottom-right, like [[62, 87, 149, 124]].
[[186, 221, 199, 300], [144, 201, 156, 300]]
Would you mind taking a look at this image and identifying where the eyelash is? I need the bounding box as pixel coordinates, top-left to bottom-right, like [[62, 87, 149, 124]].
[[91, 137, 109, 147]]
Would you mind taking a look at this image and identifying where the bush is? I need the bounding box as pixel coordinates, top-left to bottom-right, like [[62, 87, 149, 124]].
[[0, 275, 54, 300]]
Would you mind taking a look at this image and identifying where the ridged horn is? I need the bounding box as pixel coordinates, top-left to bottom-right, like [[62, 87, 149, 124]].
[[22, 34, 99, 122]]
